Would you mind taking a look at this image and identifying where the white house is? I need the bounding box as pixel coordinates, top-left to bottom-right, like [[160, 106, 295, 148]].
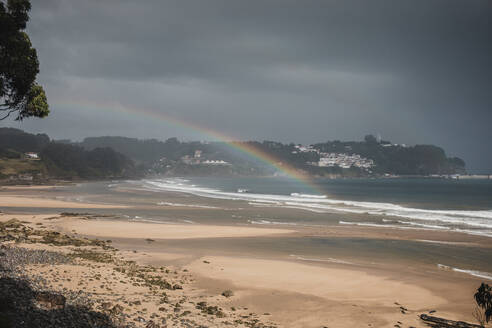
[[25, 152, 39, 159]]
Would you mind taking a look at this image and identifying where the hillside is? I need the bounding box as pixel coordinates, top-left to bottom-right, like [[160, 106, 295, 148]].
[[0, 129, 466, 181], [77, 134, 466, 177], [0, 128, 137, 183]]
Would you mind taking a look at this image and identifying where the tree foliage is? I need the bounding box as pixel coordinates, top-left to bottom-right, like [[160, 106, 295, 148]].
[[0, 0, 49, 120], [41, 143, 137, 179], [78, 134, 466, 176], [0, 127, 49, 151], [0, 128, 137, 180], [475, 283, 492, 324]]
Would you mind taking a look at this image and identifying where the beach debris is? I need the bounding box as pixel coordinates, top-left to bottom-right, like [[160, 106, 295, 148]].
[[420, 314, 483, 328], [145, 321, 160, 328], [196, 301, 225, 317], [221, 289, 234, 298], [396, 303, 408, 314]]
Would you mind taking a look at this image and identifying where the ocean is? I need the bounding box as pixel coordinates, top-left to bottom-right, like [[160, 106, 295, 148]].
[[137, 177, 492, 238]]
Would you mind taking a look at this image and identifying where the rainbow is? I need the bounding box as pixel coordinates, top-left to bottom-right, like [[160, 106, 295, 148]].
[[54, 100, 322, 193]]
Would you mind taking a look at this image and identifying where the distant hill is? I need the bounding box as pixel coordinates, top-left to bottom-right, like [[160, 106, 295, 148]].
[[77, 134, 466, 177], [0, 128, 137, 183], [0, 129, 466, 181], [80, 136, 187, 163], [312, 135, 466, 175], [0, 128, 50, 153]]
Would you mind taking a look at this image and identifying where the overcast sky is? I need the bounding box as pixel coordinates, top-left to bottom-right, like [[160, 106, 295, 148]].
[[3, 0, 491, 172]]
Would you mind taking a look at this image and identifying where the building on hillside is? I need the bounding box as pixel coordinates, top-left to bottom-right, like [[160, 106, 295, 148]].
[[202, 160, 230, 165], [312, 153, 374, 170], [294, 145, 317, 153], [25, 152, 39, 159]]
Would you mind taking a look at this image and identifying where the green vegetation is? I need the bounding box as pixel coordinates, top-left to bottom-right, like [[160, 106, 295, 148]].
[[474, 283, 492, 326], [0, 128, 137, 182], [0, 128, 49, 151], [312, 135, 466, 175], [41, 143, 136, 179], [69, 249, 114, 263], [81, 136, 185, 163], [77, 134, 466, 177], [0, 157, 45, 177], [0, 0, 49, 120]]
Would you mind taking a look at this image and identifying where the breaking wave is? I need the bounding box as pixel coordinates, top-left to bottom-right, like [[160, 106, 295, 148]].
[[437, 264, 492, 280], [133, 178, 492, 237]]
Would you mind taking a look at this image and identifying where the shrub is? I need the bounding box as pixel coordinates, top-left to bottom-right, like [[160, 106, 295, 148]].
[[474, 283, 492, 325]]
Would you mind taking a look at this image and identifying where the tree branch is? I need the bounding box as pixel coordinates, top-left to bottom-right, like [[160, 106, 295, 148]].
[[0, 109, 16, 120]]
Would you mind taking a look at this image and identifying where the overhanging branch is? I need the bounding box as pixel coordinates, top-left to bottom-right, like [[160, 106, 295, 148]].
[[0, 109, 16, 120]]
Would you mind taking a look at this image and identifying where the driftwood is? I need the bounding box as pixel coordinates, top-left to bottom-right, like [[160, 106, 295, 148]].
[[420, 314, 484, 328]]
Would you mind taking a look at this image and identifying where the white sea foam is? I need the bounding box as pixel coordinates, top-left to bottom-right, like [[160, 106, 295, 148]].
[[134, 178, 492, 237], [248, 200, 283, 205], [397, 220, 451, 230], [290, 193, 327, 199], [157, 202, 219, 209], [338, 221, 400, 228], [248, 219, 298, 226], [416, 240, 475, 246], [289, 254, 353, 265], [437, 264, 492, 280]]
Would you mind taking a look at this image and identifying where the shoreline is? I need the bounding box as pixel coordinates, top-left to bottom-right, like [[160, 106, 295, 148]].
[[1, 187, 490, 327]]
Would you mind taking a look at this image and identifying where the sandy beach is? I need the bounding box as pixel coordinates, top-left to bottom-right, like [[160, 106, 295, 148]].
[[55, 219, 295, 240], [1, 186, 489, 328], [0, 195, 128, 209]]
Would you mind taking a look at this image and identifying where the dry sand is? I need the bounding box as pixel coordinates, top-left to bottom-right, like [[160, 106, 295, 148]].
[[188, 256, 443, 308], [186, 256, 451, 328], [57, 219, 294, 239]]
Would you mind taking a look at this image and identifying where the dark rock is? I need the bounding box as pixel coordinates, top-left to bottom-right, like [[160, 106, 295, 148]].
[[221, 290, 234, 298], [35, 291, 66, 310], [145, 320, 160, 328]]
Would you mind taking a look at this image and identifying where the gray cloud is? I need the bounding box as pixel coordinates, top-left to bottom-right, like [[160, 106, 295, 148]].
[[4, 0, 491, 172]]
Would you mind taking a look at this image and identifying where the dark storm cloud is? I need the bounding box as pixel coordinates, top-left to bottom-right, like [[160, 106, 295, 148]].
[[5, 0, 492, 172]]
